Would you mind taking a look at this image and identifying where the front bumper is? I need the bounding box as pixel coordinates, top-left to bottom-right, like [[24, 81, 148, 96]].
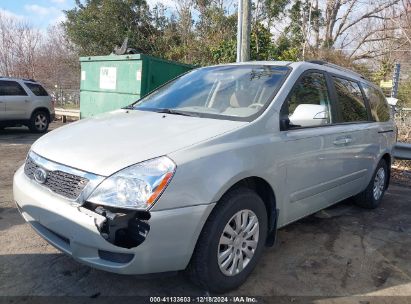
[[13, 166, 214, 274]]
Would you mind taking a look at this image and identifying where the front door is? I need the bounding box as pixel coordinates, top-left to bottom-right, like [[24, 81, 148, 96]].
[[279, 71, 353, 223]]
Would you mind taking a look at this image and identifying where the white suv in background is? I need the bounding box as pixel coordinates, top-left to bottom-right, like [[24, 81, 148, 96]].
[[0, 77, 54, 133]]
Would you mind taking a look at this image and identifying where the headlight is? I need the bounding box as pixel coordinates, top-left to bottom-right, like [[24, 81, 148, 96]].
[[87, 156, 176, 210]]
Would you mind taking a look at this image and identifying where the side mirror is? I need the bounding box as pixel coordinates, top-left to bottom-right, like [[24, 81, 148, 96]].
[[280, 117, 290, 131], [289, 104, 328, 127]]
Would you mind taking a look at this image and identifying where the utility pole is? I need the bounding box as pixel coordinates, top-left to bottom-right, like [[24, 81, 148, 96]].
[[236, 0, 243, 62], [241, 0, 251, 62], [236, 0, 251, 62], [302, 0, 313, 60]]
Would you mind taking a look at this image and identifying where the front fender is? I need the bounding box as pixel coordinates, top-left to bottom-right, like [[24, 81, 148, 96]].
[[151, 133, 286, 215]]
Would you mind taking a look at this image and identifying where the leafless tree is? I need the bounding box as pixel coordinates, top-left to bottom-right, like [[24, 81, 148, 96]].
[[323, 0, 398, 46], [37, 25, 79, 82], [0, 12, 79, 105], [0, 12, 42, 78], [291, 0, 400, 62], [0, 13, 18, 76]]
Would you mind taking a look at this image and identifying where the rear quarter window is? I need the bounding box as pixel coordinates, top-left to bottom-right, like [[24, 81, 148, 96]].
[[24, 82, 49, 96], [361, 83, 390, 122], [332, 77, 368, 123]]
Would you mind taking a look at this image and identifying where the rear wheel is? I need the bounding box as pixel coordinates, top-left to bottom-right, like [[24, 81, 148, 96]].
[[188, 188, 268, 293], [354, 159, 388, 209], [29, 111, 49, 133]]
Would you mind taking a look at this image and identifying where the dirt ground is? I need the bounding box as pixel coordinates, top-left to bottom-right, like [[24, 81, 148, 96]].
[[0, 122, 411, 302]]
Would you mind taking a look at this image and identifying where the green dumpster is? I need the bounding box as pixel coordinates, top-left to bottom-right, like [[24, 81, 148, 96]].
[[79, 54, 192, 118]]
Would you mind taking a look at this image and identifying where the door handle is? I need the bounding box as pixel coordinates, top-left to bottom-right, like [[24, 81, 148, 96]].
[[24, 100, 30, 102], [378, 130, 394, 134], [333, 137, 352, 146]]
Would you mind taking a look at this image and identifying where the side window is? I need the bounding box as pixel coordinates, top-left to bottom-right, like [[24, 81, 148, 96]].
[[333, 77, 368, 122], [361, 83, 390, 122], [24, 82, 49, 96], [0, 80, 28, 96], [282, 72, 332, 128]]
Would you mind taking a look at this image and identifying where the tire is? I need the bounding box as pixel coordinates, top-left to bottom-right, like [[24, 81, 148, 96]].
[[29, 110, 49, 133], [187, 188, 268, 293], [354, 159, 388, 209]]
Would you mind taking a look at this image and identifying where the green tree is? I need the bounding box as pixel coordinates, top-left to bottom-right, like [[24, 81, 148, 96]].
[[211, 22, 276, 64], [64, 0, 156, 56], [272, 35, 300, 61], [195, 5, 237, 65]]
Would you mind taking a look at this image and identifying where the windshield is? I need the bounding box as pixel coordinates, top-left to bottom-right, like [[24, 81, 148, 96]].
[[132, 65, 289, 121]]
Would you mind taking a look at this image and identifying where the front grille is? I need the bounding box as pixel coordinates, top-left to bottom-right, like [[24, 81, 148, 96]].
[[24, 156, 89, 200]]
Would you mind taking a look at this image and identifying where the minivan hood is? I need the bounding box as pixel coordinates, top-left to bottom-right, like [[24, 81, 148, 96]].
[[31, 110, 245, 176]]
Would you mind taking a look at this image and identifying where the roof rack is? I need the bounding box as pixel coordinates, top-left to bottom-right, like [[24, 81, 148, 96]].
[[306, 60, 366, 79], [0, 76, 37, 82]]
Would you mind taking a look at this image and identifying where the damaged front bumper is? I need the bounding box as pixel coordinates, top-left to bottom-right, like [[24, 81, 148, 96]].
[[13, 165, 214, 274]]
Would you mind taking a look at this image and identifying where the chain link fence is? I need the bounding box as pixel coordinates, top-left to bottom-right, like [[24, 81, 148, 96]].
[[48, 88, 80, 109]]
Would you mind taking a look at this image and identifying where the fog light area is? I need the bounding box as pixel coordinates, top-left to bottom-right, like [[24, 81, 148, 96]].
[[84, 203, 151, 249]]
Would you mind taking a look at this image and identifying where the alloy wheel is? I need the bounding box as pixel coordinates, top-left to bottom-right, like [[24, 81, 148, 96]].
[[34, 113, 48, 131], [217, 209, 259, 276], [373, 167, 386, 201]]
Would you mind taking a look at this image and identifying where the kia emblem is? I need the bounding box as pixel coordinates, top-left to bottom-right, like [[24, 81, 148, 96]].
[[34, 167, 48, 184]]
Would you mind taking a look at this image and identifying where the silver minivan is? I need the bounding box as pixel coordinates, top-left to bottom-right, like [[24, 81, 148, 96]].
[[13, 61, 396, 292]]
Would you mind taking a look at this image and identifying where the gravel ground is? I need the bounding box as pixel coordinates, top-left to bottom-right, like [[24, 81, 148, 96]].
[[1, 122, 411, 303]]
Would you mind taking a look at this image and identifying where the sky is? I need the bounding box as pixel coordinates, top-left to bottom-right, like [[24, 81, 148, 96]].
[[0, 0, 174, 30]]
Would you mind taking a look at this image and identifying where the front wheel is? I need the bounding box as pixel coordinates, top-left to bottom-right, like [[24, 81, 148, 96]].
[[187, 188, 268, 293], [354, 159, 388, 209], [29, 111, 49, 133]]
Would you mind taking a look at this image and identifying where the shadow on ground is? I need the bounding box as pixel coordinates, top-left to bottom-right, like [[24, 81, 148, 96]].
[[0, 253, 203, 297], [0, 123, 62, 145], [0, 206, 24, 232]]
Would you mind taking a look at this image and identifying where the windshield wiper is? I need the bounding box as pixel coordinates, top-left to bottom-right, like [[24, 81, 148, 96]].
[[127, 107, 200, 117], [155, 108, 198, 117]]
